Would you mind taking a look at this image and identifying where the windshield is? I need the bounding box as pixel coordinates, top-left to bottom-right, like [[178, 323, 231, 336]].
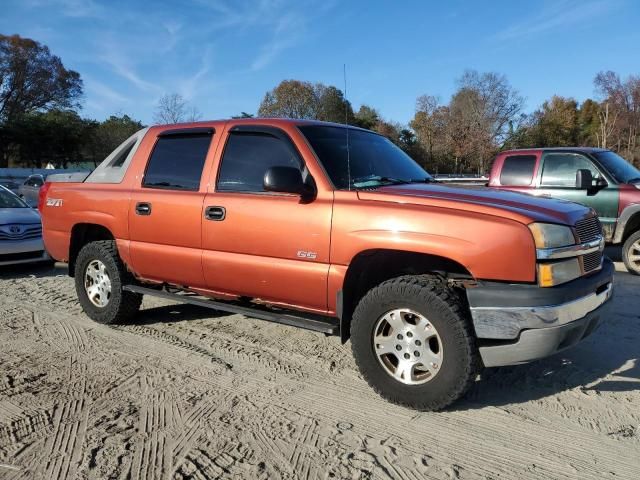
[[0, 187, 28, 208], [299, 125, 432, 189], [593, 151, 640, 184]]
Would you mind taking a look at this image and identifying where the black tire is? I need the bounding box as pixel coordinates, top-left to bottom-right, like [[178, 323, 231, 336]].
[[622, 230, 640, 275], [350, 275, 481, 411], [74, 240, 142, 324]]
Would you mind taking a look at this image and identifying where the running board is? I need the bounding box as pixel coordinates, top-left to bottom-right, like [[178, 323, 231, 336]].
[[123, 285, 339, 335]]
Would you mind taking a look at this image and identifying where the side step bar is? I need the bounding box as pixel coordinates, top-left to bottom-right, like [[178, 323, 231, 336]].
[[123, 285, 339, 335]]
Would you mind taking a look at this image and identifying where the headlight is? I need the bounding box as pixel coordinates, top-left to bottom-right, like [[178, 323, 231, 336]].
[[538, 258, 582, 287], [529, 223, 576, 249]]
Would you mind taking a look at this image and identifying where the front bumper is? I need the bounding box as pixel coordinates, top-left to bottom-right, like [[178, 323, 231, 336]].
[[467, 258, 614, 367], [0, 238, 50, 266]]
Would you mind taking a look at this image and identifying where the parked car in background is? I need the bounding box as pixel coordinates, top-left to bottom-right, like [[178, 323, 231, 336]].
[[0, 180, 21, 193], [489, 147, 640, 274], [0, 185, 50, 266], [18, 174, 46, 207]]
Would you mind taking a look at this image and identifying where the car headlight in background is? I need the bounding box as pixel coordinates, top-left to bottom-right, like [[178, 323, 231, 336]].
[[528, 223, 576, 249], [537, 258, 582, 287]]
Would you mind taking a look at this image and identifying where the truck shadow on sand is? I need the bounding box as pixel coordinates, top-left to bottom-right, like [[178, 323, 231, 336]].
[[3, 261, 638, 409], [458, 269, 640, 410]]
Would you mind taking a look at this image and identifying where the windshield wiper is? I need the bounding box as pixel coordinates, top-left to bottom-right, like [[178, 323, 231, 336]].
[[351, 175, 437, 188]]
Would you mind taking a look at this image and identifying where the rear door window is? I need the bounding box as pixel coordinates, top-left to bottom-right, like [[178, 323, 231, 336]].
[[500, 155, 536, 186], [540, 153, 598, 187], [143, 133, 212, 191]]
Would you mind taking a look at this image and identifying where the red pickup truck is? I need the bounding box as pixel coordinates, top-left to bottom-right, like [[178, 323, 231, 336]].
[[40, 119, 614, 410], [489, 148, 640, 274]]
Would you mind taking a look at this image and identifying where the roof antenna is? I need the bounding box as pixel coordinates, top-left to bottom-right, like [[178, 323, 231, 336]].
[[343, 63, 351, 191]]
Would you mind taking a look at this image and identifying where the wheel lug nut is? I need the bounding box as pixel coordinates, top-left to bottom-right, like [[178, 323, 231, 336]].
[[406, 331, 413, 338], [404, 353, 410, 360], [397, 334, 403, 340], [395, 345, 402, 351], [414, 351, 420, 357], [415, 340, 422, 346]]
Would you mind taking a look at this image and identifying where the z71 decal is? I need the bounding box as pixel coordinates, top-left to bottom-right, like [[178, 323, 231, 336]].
[[46, 198, 63, 207], [296, 250, 317, 260]]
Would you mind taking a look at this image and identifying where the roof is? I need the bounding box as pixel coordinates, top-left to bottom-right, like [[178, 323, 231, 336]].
[[149, 117, 373, 133], [500, 147, 609, 155]]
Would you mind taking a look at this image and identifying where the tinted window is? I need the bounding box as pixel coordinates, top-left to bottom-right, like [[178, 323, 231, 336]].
[[143, 134, 212, 190], [593, 150, 640, 184], [217, 132, 301, 192], [500, 155, 536, 186], [299, 125, 431, 189], [541, 153, 598, 187]]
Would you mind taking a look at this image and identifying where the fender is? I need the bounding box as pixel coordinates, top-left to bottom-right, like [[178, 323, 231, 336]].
[[612, 204, 640, 244]]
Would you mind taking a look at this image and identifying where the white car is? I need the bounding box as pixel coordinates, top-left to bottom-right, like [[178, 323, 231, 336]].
[[0, 185, 50, 266]]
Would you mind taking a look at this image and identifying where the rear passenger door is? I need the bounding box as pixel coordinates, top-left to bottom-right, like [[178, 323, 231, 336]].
[[201, 125, 333, 312], [536, 152, 618, 233], [128, 128, 216, 288]]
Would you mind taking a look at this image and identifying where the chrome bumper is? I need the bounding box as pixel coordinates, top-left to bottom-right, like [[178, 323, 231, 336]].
[[470, 282, 613, 340], [467, 258, 615, 367]]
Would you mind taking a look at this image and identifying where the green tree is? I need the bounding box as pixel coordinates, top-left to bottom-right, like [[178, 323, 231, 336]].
[[525, 96, 580, 147], [7, 109, 92, 168], [86, 114, 144, 165], [257, 80, 353, 123], [258, 80, 318, 119], [353, 105, 380, 130], [0, 34, 83, 167]]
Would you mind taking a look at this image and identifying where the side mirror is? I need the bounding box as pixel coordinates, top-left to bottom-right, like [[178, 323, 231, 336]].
[[264, 166, 314, 198], [575, 169, 593, 190]]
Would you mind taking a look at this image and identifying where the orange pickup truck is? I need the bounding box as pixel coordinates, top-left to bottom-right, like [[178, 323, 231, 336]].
[[40, 119, 614, 410]]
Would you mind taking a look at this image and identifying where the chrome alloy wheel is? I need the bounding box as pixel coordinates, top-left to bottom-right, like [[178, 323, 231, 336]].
[[84, 260, 112, 308], [628, 239, 640, 272], [373, 308, 443, 385]]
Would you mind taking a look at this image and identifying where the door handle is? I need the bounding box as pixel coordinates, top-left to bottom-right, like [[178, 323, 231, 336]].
[[135, 202, 152, 215], [204, 206, 226, 221]]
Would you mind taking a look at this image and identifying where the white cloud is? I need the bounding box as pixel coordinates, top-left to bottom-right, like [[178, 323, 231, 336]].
[[251, 12, 305, 71], [494, 0, 620, 41]]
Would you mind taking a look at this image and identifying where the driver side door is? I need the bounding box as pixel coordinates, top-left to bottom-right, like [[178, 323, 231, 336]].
[[536, 152, 618, 237], [201, 125, 333, 313]]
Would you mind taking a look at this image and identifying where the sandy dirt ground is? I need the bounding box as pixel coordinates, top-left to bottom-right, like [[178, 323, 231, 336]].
[[0, 259, 639, 480]]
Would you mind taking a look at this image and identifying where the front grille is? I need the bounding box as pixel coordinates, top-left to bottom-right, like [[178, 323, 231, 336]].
[[575, 217, 602, 243], [582, 251, 602, 273], [0, 224, 42, 241], [0, 250, 45, 262]]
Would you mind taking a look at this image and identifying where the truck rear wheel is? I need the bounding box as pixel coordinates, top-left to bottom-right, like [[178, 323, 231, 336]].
[[622, 230, 640, 275], [74, 240, 142, 324], [350, 275, 480, 410]]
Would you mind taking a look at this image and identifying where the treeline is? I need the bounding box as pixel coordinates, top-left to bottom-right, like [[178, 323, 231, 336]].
[[258, 71, 640, 174], [0, 34, 143, 168], [2, 33, 639, 173]]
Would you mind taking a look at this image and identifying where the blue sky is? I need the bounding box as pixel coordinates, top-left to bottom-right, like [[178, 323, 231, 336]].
[[2, 0, 639, 125]]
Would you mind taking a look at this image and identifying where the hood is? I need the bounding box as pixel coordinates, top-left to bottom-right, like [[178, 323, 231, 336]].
[[357, 183, 592, 226], [0, 207, 42, 225]]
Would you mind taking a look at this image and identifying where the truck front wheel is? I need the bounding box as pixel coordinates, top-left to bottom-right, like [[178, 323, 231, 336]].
[[622, 230, 640, 275], [74, 240, 142, 324], [350, 275, 480, 410]]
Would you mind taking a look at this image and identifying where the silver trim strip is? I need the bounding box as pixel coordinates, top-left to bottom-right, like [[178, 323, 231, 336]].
[[470, 282, 613, 340], [536, 236, 604, 260]]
